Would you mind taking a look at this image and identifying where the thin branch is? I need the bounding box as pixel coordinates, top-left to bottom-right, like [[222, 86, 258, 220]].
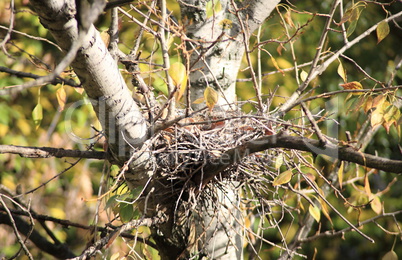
[[0, 210, 76, 259], [0, 66, 80, 88], [300, 171, 374, 243], [340, 54, 384, 85], [300, 102, 327, 144], [67, 217, 165, 260], [0, 145, 106, 159], [300, 210, 402, 243], [0, 25, 62, 51], [0, 195, 34, 260], [295, 85, 402, 106], [1, 0, 106, 95], [276, 9, 402, 116], [232, 0, 264, 112], [0, 205, 155, 246], [236, 54, 332, 82], [158, 0, 176, 120], [0, 30, 87, 95], [276, 0, 341, 117], [0, 0, 15, 56]]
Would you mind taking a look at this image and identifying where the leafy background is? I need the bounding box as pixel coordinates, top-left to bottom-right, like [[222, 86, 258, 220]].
[[1, 0, 401, 259]]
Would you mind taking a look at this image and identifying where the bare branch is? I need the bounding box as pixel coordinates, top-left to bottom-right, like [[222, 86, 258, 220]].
[[277, 9, 402, 117], [0, 145, 105, 159], [0, 195, 34, 260], [0, 66, 80, 89], [67, 216, 165, 260], [300, 210, 402, 243], [195, 133, 402, 187], [0, 211, 76, 259]]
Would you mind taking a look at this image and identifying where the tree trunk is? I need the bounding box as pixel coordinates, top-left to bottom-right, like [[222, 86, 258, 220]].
[[171, 1, 280, 259], [29, 0, 280, 259]]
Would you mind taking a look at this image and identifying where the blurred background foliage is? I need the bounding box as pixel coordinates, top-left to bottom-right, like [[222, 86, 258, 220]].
[[0, 0, 401, 259]]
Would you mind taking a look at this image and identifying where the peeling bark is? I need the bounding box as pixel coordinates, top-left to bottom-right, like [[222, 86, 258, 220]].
[[29, 0, 148, 165]]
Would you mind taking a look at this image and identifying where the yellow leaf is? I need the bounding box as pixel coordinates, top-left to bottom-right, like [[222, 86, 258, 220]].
[[319, 198, 333, 225], [284, 9, 295, 28], [372, 94, 386, 108], [377, 21, 390, 44], [219, 19, 233, 30], [337, 61, 347, 82], [269, 55, 284, 75], [370, 194, 382, 214], [275, 154, 283, 170], [169, 62, 188, 101], [204, 86, 219, 111], [300, 70, 308, 82], [272, 170, 292, 186], [346, 19, 358, 37], [371, 108, 384, 127], [370, 100, 389, 127], [363, 96, 373, 113], [338, 161, 344, 190], [364, 173, 371, 196], [56, 85, 67, 111], [192, 97, 205, 104], [382, 250, 398, 260], [32, 103, 43, 129], [340, 81, 363, 95], [110, 252, 121, 260], [309, 204, 321, 222], [349, 7, 362, 22], [382, 105, 400, 133], [17, 119, 31, 136]]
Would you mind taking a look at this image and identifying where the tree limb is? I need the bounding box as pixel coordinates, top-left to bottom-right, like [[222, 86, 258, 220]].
[[28, 0, 148, 164], [0, 212, 76, 259], [0, 205, 156, 247], [0, 66, 80, 90], [0, 145, 106, 159], [195, 133, 402, 186]]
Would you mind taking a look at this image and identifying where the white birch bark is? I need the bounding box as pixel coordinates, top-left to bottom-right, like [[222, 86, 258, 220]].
[[29, 0, 280, 259], [29, 0, 148, 158], [179, 0, 280, 259]]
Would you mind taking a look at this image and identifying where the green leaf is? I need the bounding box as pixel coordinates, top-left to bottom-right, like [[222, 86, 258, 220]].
[[32, 103, 43, 129], [347, 19, 358, 37], [119, 203, 134, 223], [377, 21, 390, 44], [206, 0, 222, 19], [105, 195, 119, 210], [273, 170, 292, 186]]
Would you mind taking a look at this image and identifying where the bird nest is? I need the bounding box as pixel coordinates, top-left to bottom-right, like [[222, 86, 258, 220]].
[[151, 110, 280, 189]]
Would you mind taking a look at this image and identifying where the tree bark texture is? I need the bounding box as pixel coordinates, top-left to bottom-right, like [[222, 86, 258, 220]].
[[181, 0, 280, 110], [29, 0, 148, 165], [178, 1, 280, 259], [28, 0, 281, 259]]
